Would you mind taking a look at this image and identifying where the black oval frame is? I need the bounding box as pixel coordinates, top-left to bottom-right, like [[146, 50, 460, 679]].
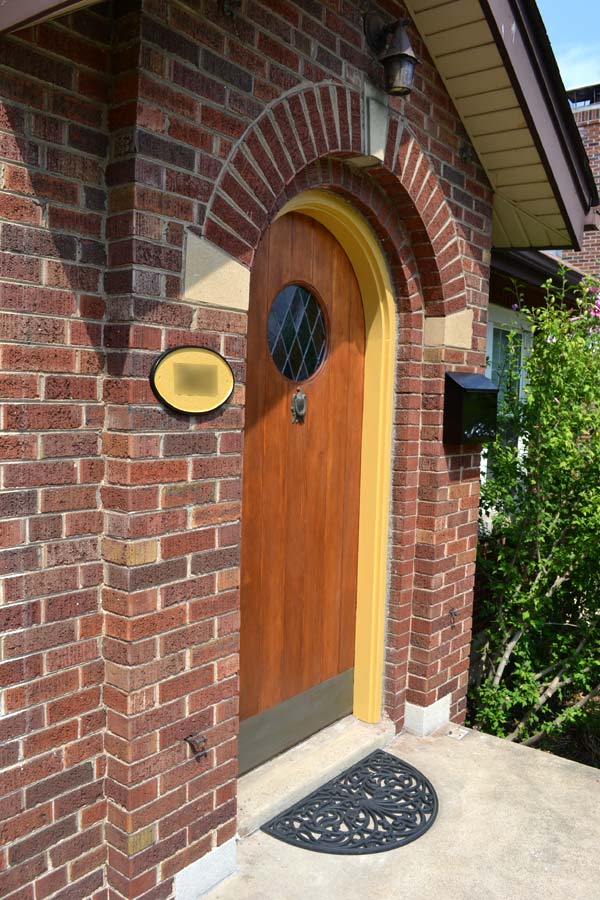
[[266, 281, 329, 383]]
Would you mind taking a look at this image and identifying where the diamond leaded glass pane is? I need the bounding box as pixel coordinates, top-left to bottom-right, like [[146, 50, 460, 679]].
[[267, 284, 327, 381]]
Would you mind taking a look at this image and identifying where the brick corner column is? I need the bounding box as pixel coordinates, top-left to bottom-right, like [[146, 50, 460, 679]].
[[101, 11, 244, 897]]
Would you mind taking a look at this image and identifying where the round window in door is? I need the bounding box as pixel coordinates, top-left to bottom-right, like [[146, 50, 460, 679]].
[[267, 284, 327, 381]]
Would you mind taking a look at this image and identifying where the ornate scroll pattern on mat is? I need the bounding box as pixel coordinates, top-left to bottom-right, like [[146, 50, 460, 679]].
[[261, 749, 438, 855]]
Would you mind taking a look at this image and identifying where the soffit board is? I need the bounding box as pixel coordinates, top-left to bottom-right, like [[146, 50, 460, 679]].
[[405, 0, 589, 249]]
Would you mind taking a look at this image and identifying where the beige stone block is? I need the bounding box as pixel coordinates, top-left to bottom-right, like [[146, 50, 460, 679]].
[[365, 82, 389, 162], [424, 308, 473, 349], [103, 538, 158, 566], [125, 826, 155, 854], [184, 232, 250, 311]]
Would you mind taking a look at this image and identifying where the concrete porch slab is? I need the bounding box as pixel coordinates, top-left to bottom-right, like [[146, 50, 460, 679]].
[[207, 727, 600, 900]]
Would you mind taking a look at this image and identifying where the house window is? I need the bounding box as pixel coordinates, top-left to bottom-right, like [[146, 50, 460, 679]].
[[482, 304, 532, 476], [490, 327, 523, 404], [486, 304, 531, 404]]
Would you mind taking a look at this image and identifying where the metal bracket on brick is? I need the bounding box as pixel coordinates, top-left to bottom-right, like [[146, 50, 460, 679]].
[[184, 733, 208, 758]]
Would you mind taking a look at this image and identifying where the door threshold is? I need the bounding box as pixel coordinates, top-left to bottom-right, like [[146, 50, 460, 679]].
[[237, 714, 396, 838], [239, 669, 354, 775]]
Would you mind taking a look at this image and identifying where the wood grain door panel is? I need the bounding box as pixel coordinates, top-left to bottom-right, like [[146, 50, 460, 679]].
[[240, 212, 365, 723]]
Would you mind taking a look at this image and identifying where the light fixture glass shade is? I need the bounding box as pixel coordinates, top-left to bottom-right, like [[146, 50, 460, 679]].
[[384, 54, 417, 95]]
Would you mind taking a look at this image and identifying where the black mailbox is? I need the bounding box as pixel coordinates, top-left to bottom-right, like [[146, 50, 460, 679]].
[[443, 371, 498, 446]]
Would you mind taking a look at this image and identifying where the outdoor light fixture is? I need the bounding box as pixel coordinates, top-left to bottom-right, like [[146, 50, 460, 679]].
[[364, 11, 419, 96]]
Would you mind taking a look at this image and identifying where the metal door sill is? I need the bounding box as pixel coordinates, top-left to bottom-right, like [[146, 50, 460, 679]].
[[239, 669, 354, 776]]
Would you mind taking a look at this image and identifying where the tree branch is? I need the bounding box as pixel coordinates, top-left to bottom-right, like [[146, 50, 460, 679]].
[[491, 629, 523, 687], [508, 675, 572, 741], [534, 660, 561, 682], [522, 682, 600, 747], [545, 570, 572, 599], [508, 639, 587, 741]]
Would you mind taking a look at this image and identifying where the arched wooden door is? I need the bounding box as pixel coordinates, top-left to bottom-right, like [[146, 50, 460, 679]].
[[239, 212, 365, 773]]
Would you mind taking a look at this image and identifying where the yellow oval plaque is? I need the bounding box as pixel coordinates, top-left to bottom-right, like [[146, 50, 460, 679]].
[[149, 346, 235, 415]]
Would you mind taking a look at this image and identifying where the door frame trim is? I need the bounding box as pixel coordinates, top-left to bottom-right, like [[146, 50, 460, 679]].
[[276, 190, 396, 724]]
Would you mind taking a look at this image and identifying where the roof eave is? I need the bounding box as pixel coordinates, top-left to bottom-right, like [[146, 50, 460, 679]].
[[0, 0, 101, 33], [480, 0, 598, 249], [491, 249, 584, 286]]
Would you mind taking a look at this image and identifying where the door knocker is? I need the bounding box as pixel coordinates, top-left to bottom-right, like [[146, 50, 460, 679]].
[[291, 387, 307, 423]]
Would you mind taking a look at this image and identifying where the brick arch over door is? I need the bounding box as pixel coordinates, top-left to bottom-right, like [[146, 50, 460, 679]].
[[201, 83, 467, 317]]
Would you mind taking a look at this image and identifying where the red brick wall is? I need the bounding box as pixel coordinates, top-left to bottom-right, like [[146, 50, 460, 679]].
[[100, 4, 491, 894], [0, 2, 493, 898], [100, 10, 243, 899], [0, 7, 110, 900], [563, 105, 600, 274]]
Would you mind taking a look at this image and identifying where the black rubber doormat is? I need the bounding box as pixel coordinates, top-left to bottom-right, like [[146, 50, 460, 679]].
[[261, 749, 438, 855]]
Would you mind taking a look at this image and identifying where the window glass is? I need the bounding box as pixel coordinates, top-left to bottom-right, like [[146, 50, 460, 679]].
[[482, 308, 532, 480], [267, 284, 327, 381], [491, 327, 523, 403]]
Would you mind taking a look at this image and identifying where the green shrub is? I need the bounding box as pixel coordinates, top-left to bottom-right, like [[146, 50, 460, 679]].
[[469, 271, 600, 745]]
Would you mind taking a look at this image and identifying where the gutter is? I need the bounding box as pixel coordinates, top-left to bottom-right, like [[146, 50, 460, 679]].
[[491, 249, 584, 287]]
